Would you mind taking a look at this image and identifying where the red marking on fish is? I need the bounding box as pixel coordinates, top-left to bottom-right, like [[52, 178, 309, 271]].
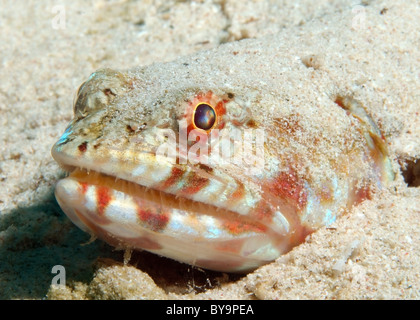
[[79, 181, 89, 195], [159, 167, 184, 189], [230, 182, 245, 202], [96, 185, 112, 216], [135, 202, 170, 232], [267, 169, 308, 210], [214, 100, 226, 117], [180, 173, 209, 195]]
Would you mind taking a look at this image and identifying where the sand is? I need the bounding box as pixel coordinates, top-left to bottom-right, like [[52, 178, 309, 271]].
[[0, 0, 418, 300]]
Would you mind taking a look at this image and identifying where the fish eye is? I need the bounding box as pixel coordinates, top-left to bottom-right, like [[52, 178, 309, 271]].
[[193, 103, 216, 131]]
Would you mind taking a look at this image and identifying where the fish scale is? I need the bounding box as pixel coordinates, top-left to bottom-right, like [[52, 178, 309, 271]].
[[52, 33, 394, 272]]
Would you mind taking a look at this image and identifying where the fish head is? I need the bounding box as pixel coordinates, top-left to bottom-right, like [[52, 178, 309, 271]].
[[52, 67, 282, 272]]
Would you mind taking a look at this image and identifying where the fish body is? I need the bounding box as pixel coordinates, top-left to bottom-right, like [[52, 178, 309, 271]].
[[52, 35, 393, 272]]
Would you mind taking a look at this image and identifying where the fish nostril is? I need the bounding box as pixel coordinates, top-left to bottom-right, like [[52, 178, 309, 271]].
[[78, 141, 88, 153], [126, 122, 147, 133], [103, 88, 116, 97], [126, 124, 136, 133]]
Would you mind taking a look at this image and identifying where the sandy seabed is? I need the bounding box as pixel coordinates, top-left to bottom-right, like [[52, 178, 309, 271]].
[[0, 0, 419, 299]]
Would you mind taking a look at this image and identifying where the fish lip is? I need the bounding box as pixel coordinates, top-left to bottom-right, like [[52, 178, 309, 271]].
[[51, 143, 257, 229], [51, 143, 269, 231], [56, 163, 219, 218], [62, 166, 214, 213], [51, 140, 227, 197], [55, 167, 276, 271], [59, 167, 270, 235]]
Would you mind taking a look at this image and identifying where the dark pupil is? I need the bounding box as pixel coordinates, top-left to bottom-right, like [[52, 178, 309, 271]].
[[194, 103, 216, 130]]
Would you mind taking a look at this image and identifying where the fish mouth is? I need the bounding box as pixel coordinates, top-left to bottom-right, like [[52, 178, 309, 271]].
[[56, 167, 267, 241], [51, 141, 266, 232], [59, 166, 261, 229], [54, 166, 280, 272]]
